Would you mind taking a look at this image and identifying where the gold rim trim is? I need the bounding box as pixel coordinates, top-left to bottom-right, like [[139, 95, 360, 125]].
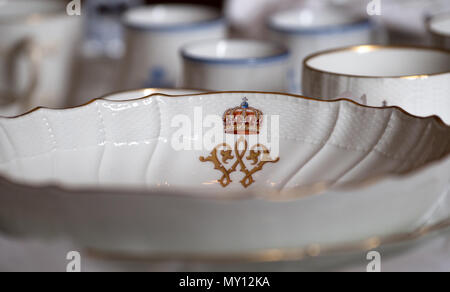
[[5, 89, 450, 126], [303, 45, 450, 79], [0, 89, 449, 202], [86, 217, 450, 263]]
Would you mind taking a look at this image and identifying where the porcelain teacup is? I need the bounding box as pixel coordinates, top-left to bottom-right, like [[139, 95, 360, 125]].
[[0, 0, 82, 117], [428, 12, 450, 49], [302, 45, 450, 124], [181, 39, 290, 91], [268, 7, 374, 93], [121, 4, 227, 90]]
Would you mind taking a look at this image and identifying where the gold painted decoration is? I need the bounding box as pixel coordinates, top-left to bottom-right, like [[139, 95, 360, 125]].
[[200, 137, 279, 188], [200, 98, 279, 188]]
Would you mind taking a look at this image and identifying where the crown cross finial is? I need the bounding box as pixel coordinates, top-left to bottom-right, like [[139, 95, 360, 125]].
[[241, 97, 249, 109]]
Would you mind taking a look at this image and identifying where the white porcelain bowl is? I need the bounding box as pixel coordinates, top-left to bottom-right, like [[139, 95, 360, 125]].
[[0, 91, 449, 256]]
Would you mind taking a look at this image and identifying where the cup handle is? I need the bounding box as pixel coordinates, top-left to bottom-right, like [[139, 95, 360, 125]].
[[5, 38, 40, 108]]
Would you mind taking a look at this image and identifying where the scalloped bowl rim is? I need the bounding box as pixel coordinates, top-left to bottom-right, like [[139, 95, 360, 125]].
[[0, 90, 449, 202]]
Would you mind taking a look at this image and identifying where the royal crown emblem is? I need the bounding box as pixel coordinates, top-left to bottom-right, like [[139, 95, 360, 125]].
[[200, 98, 279, 188], [223, 97, 263, 135]]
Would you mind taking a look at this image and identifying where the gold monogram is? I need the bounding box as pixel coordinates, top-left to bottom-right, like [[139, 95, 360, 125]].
[[200, 137, 279, 188]]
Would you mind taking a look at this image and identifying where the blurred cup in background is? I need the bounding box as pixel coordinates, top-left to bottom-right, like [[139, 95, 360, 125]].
[[121, 4, 227, 90], [181, 39, 290, 92], [83, 0, 144, 59], [0, 0, 82, 117], [268, 7, 374, 93], [379, 0, 450, 46], [302, 45, 450, 124], [428, 12, 450, 50]]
